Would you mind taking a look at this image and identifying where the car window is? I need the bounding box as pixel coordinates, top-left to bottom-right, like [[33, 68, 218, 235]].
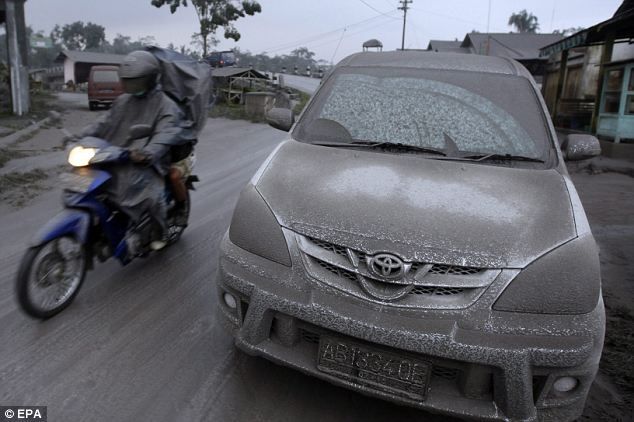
[[92, 70, 119, 83], [295, 68, 552, 160]]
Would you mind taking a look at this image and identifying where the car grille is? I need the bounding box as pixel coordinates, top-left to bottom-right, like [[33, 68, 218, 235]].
[[297, 234, 497, 309]]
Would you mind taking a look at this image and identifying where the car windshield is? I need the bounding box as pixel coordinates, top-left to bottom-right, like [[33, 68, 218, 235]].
[[294, 67, 553, 161], [92, 70, 119, 83]]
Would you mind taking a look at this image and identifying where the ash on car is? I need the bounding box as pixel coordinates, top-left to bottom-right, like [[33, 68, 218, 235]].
[[215, 51, 604, 422]]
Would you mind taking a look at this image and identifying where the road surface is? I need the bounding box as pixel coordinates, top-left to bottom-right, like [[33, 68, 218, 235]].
[[280, 74, 321, 95], [0, 95, 454, 421]]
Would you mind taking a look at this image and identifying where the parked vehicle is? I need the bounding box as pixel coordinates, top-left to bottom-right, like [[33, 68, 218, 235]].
[[15, 126, 198, 319], [216, 51, 605, 421], [204, 50, 236, 68], [88, 65, 123, 110]]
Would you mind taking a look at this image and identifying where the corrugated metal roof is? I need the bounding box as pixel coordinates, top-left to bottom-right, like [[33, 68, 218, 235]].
[[540, 3, 634, 57], [55, 50, 125, 65], [462, 33, 564, 60], [426, 40, 471, 54]]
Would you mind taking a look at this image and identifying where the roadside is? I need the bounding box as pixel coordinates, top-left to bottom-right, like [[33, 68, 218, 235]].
[[0, 92, 105, 208], [568, 165, 634, 421]]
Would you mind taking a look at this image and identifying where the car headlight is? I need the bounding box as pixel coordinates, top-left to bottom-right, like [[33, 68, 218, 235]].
[[493, 234, 600, 314], [229, 184, 291, 267], [68, 146, 97, 167]]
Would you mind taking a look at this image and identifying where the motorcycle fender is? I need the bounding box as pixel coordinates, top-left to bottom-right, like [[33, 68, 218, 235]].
[[30, 209, 91, 247]]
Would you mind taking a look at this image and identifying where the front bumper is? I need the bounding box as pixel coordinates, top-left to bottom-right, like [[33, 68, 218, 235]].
[[216, 231, 605, 421]]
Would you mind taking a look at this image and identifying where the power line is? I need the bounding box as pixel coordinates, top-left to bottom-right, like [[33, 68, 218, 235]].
[[357, 0, 400, 19], [260, 12, 397, 54]]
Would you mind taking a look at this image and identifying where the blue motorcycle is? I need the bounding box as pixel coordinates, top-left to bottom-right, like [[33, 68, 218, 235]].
[[16, 125, 197, 319]]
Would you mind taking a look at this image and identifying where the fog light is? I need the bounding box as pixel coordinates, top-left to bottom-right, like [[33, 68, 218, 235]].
[[553, 376, 578, 393], [223, 292, 238, 310]]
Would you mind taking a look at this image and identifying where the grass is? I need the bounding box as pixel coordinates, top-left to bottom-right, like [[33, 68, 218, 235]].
[[293, 90, 311, 115], [209, 103, 266, 123]]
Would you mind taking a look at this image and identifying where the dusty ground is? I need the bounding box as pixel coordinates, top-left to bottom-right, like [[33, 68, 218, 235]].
[[571, 170, 634, 422], [0, 94, 632, 420], [0, 93, 102, 208]]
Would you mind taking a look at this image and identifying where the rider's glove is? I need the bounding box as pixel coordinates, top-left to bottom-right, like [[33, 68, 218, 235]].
[[129, 149, 152, 165]]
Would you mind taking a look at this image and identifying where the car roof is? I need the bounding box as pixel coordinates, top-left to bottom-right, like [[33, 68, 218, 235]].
[[336, 51, 532, 78]]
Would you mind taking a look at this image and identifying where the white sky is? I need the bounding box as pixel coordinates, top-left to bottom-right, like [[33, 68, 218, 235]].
[[24, 0, 622, 62]]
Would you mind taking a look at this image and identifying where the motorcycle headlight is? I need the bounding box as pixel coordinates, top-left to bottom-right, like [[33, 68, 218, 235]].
[[229, 184, 291, 267], [68, 146, 97, 167], [493, 234, 601, 314]]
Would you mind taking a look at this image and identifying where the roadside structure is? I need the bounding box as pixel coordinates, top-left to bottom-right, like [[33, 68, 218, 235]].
[[362, 39, 383, 52], [55, 50, 125, 85], [1, 0, 29, 115], [211, 67, 269, 104], [539, 0, 634, 148], [427, 32, 563, 85]]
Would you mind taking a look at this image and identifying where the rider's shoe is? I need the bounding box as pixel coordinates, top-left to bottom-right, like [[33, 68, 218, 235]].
[[150, 233, 169, 251]]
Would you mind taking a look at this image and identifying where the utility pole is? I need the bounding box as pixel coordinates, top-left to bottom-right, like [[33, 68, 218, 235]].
[[398, 0, 412, 50]]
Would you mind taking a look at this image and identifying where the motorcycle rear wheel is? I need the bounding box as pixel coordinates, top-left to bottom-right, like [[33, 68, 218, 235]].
[[16, 236, 87, 319]]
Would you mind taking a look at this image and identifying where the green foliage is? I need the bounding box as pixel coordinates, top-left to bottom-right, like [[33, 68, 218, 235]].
[[151, 0, 262, 56], [507, 10, 540, 33], [51, 21, 107, 50], [234, 47, 327, 74]]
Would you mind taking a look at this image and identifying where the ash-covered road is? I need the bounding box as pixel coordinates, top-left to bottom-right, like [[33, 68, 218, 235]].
[[0, 97, 455, 421]]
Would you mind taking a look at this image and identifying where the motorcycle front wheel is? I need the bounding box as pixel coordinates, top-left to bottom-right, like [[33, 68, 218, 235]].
[[16, 236, 87, 319]]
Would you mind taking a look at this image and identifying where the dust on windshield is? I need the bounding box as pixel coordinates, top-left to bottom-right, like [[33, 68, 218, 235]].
[[296, 70, 551, 159]]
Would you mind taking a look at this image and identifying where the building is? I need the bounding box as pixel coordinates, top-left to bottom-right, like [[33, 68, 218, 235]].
[[540, 0, 634, 147], [427, 33, 564, 85], [55, 50, 125, 85]]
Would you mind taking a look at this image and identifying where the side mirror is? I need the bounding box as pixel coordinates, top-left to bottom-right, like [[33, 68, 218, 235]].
[[266, 108, 294, 132], [564, 134, 601, 161], [128, 124, 153, 141]]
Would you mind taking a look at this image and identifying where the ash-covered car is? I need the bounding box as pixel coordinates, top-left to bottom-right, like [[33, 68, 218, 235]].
[[216, 51, 605, 421]]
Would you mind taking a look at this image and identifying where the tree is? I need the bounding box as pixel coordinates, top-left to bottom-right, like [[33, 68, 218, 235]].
[[507, 10, 539, 33], [150, 0, 262, 57], [109, 34, 158, 55], [51, 21, 106, 50], [290, 47, 315, 62]]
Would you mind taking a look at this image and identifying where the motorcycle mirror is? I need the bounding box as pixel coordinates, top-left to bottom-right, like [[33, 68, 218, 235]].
[[128, 124, 153, 141]]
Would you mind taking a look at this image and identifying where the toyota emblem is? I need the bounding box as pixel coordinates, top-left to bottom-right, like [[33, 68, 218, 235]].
[[369, 253, 404, 279]]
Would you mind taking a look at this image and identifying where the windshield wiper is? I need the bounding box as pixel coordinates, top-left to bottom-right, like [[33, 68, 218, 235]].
[[311, 141, 447, 156], [462, 153, 545, 163], [360, 141, 447, 156]]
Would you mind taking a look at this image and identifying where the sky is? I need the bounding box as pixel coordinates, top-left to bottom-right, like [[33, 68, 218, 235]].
[[23, 0, 623, 63]]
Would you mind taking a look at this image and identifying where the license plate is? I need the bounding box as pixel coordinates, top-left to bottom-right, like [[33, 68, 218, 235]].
[[317, 336, 431, 401], [99, 89, 114, 93], [60, 172, 95, 193]]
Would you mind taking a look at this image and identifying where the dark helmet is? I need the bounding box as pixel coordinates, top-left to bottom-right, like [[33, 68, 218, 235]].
[[118, 50, 160, 96]]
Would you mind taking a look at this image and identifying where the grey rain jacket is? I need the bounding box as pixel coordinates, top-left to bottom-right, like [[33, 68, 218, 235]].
[[81, 87, 194, 227]]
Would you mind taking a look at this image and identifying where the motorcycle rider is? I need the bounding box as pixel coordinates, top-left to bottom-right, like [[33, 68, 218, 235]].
[[81, 50, 195, 251]]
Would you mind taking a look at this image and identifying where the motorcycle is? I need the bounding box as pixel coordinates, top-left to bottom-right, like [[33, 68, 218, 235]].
[[15, 124, 198, 319]]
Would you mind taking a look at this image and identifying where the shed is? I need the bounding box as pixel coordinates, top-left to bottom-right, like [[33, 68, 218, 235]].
[[55, 50, 125, 84], [211, 67, 270, 104]]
